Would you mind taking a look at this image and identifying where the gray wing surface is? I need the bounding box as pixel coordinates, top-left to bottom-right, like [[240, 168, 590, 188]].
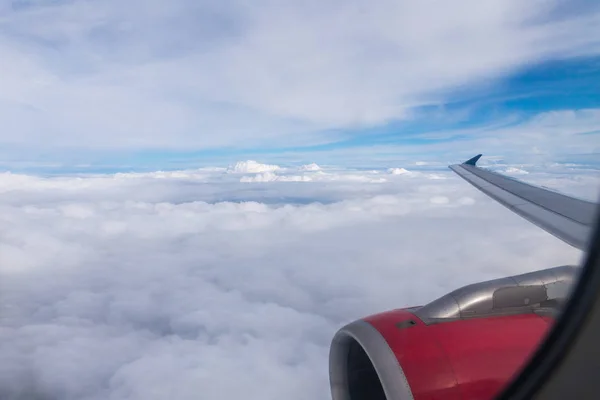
[[450, 154, 598, 250]]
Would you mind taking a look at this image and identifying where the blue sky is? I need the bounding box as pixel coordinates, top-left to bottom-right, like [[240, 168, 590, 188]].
[[0, 0, 599, 173]]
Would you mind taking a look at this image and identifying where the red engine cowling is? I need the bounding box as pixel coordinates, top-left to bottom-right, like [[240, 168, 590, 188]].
[[329, 265, 577, 400]]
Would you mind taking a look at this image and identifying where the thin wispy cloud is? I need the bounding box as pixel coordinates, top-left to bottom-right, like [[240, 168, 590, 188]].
[[0, 0, 599, 164]]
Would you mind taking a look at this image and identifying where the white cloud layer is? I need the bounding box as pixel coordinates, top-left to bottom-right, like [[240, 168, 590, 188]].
[[240, 171, 311, 182], [0, 164, 596, 400], [227, 160, 281, 174], [0, 0, 599, 152], [388, 167, 412, 175]]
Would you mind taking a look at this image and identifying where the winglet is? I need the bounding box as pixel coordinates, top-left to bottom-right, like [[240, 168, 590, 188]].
[[463, 154, 482, 166]]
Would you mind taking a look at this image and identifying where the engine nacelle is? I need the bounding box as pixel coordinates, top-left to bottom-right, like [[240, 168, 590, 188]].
[[329, 265, 577, 400]]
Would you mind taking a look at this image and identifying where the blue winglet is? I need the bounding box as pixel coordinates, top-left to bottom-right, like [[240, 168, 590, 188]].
[[463, 154, 482, 166]]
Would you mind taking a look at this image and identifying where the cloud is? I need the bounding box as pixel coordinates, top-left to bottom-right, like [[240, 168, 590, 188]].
[[299, 163, 321, 171], [227, 161, 281, 174], [503, 167, 529, 175], [429, 196, 450, 205], [264, 107, 600, 168], [388, 167, 412, 175], [240, 171, 311, 182], [0, 164, 595, 400], [386, 167, 449, 180], [240, 170, 389, 184], [0, 0, 599, 154]]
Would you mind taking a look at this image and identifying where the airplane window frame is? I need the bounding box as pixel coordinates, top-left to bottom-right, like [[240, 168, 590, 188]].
[[499, 205, 600, 399]]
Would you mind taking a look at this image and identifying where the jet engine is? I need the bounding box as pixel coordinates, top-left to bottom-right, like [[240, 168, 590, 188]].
[[329, 265, 577, 400]]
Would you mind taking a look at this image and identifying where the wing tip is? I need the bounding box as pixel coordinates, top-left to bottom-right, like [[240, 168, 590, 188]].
[[463, 154, 483, 166]]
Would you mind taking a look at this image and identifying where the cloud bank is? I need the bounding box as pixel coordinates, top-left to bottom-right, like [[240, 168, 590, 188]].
[[0, 164, 595, 400]]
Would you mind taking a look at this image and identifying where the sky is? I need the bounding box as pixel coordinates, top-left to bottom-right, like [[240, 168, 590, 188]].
[[0, 1, 600, 400], [0, 0, 599, 171]]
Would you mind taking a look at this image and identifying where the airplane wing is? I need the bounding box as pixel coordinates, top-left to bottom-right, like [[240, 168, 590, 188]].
[[449, 154, 597, 250]]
